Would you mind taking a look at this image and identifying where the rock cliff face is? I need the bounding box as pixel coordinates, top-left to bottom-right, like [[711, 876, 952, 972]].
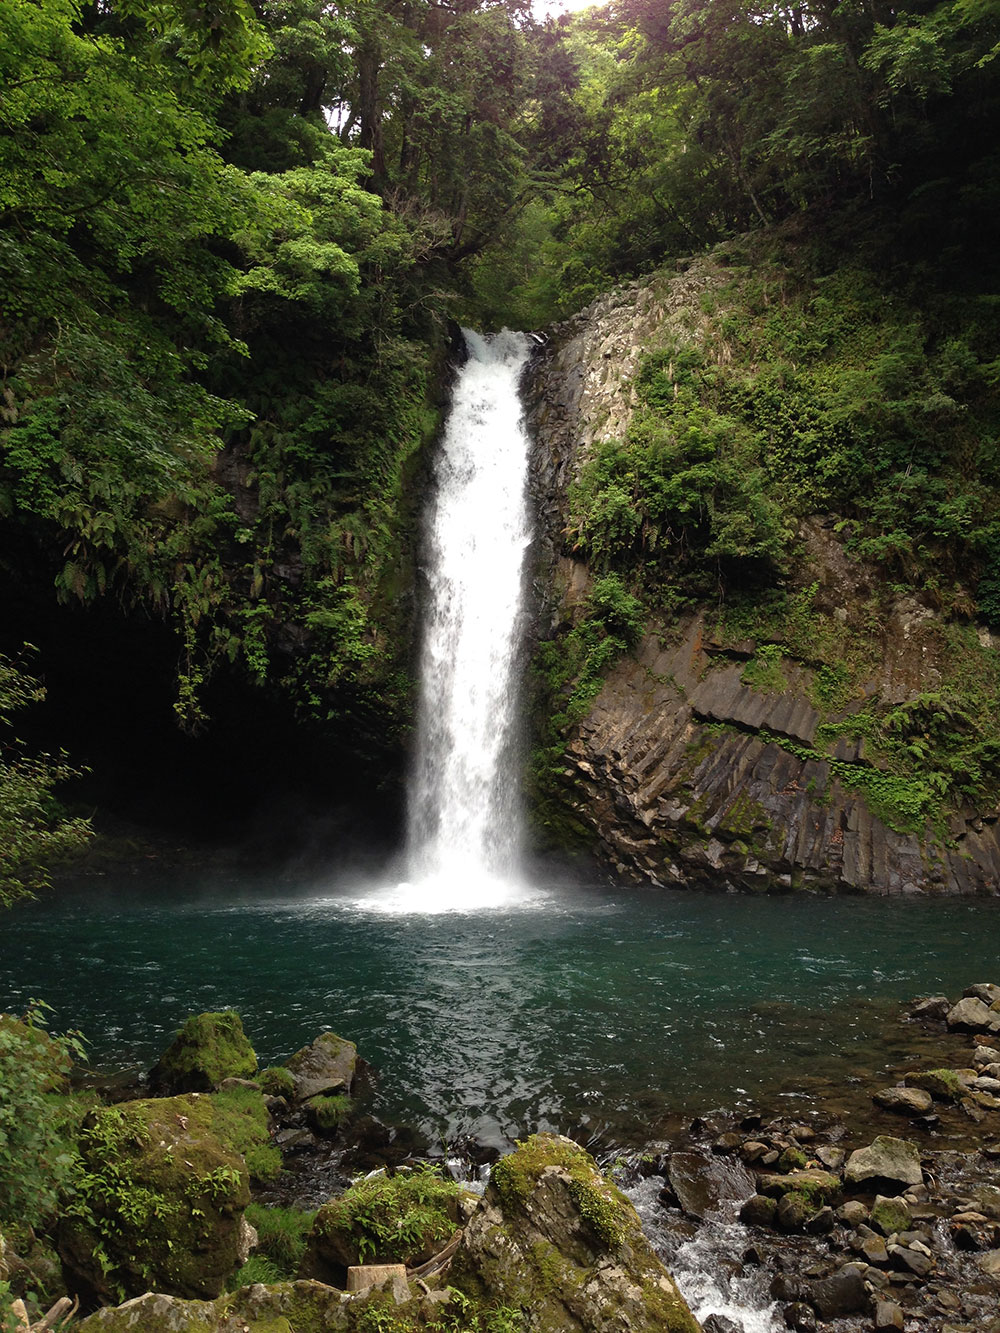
[[525, 262, 1000, 895]]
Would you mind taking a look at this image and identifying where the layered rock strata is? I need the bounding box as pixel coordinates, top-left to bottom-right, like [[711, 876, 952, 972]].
[[526, 264, 1000, 894]]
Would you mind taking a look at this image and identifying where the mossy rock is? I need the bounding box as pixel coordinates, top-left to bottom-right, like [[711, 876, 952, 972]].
[[756, 1169, 842, 1206], [452, 1133, 700, 1333], [776, 1146, 808, 1173], [58, 1094, 252, 1304], [259, 1066, 295, 1099], [304, 1093, 353, 1134], [301, 1168, 465, 1281], [870, 1194, 912, 1237], [75, 1279, 352, 1332], [905, 1068, 975, 1102], [149, 1011, 258, 1094]]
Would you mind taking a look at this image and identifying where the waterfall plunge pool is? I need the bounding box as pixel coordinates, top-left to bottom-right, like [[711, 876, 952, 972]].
[[2, 871, 997, 1148]]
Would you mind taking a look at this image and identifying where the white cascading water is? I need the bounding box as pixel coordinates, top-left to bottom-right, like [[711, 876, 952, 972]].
[[372, 328, 536, 912]]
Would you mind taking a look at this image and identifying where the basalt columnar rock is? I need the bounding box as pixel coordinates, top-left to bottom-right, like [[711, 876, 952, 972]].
[[526, 261, 1000, 894]]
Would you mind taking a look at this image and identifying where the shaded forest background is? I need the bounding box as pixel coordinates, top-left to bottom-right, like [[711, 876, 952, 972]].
[[2, 0, 999, 896]]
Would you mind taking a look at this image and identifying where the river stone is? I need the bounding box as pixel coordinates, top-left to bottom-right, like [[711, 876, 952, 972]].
[[775, 1192, 812, 1232], [973, 1045, 1000, 1066], [836, 1200, 869, 1227], [980, 1249, 1000, 1275], [909, 996, 951, 1021], [148, 1011, 257, 1094], [844, 1136, 923, 1190], [739, 1194, 776, 1227], [874, 1085, 933, 1114], [452, 1134, 701, 1333], [888, 1243, 933, 1277], [803, 1267, 868, 1318], [875, 1299, 905, 1331], [666, 1150, 755, 1219], [285, 1032, 357, 1102], [871, 1195, 912, 1237], [947, 996, 1000, 1035], [75, 1280, 352, 1332], [906, 1068, 976, 1101], [964, 982, 1000, 1006], [756, 1169, 841, 1204]]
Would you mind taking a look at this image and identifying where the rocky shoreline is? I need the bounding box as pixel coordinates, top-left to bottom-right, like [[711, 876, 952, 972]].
[[2, 982, 1000, 1332]]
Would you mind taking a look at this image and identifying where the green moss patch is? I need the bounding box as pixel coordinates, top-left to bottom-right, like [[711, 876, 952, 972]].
[[149, 1011, 258, 1094], [308, 1167, 463, 1271]]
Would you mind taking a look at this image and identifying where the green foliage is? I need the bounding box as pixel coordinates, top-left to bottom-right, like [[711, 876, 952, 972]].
[[0, 652, 91, 907], [307, 1094, 353, 1133], [314, 1166, 461, 1266], [64, 1093, 251, 1302], [210, 1085, 281, 1183], [741, 644, 787, 695], [259, 1066, 295, 1099], [568, 341, 793, 589], [0, 1001, 85, 1230], [243, 1202, 315, 1275]]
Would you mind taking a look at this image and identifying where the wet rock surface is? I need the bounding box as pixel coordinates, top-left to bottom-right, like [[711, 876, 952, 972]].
[[616, 981, 1000, 1333]]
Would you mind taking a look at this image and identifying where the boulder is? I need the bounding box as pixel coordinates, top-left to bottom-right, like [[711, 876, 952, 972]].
[[739, 1194, 777, 1227], [58, 1095, 250, 1304], [666, 1150, 755, 1219], [452, 1134, 702, 1333], [76, 1280, 352, 1332], [148, 1012, 257, 1094], [836, 1200, 868, 1228], [909, 996, 951, 1021], [947, 996, 1000, 1035], [874, 1299, 905, 1331], [964, 983, 1000, 1006], [301, 1167, 465, 1281], [803, 1267, 867, 1318], [756, 1169, 841, 1205], [905, 1068, 975, 1101], [285, 1032, 357, 1102], [844, 1136, 923, 1191], [870, 1195, 912, 1237], [775, 1193, 812, 1232], [873, 1086, 933, 1115], [973, 1045, 1000, 1067]]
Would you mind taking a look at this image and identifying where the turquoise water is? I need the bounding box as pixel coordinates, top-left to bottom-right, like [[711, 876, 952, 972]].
[[2, 872, 998, 1146]]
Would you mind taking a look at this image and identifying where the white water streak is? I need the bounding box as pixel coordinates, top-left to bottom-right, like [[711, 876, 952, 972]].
[[389, 329, 534, 913]]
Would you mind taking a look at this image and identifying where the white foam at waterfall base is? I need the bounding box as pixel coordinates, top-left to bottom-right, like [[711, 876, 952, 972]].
[[364, 327, 538, 916]]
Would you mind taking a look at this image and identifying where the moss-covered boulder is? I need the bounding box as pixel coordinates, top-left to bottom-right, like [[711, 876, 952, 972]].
[[301, 1168, 466, 1283], [756, 1169, 842, 1206], [75, 1280, 352, 1332], [844, 1136, 923, 1191], [58, 1094, 253, 1304], [451, 1134, 701, 1333], [148, 1012, 258, 1094], [905, 1068, 976, 1102]]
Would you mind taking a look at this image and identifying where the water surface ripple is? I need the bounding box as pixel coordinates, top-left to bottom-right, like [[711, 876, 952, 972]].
[[3, 875, 998, 1145]]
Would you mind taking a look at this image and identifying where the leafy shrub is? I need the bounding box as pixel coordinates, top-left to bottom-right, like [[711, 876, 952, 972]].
[[0, 1002, 84, 1230], [243, 1202, 315, 1274]]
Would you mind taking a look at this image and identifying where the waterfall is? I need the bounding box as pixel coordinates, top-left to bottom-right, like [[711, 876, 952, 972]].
[[373, 328, 535, 913]]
